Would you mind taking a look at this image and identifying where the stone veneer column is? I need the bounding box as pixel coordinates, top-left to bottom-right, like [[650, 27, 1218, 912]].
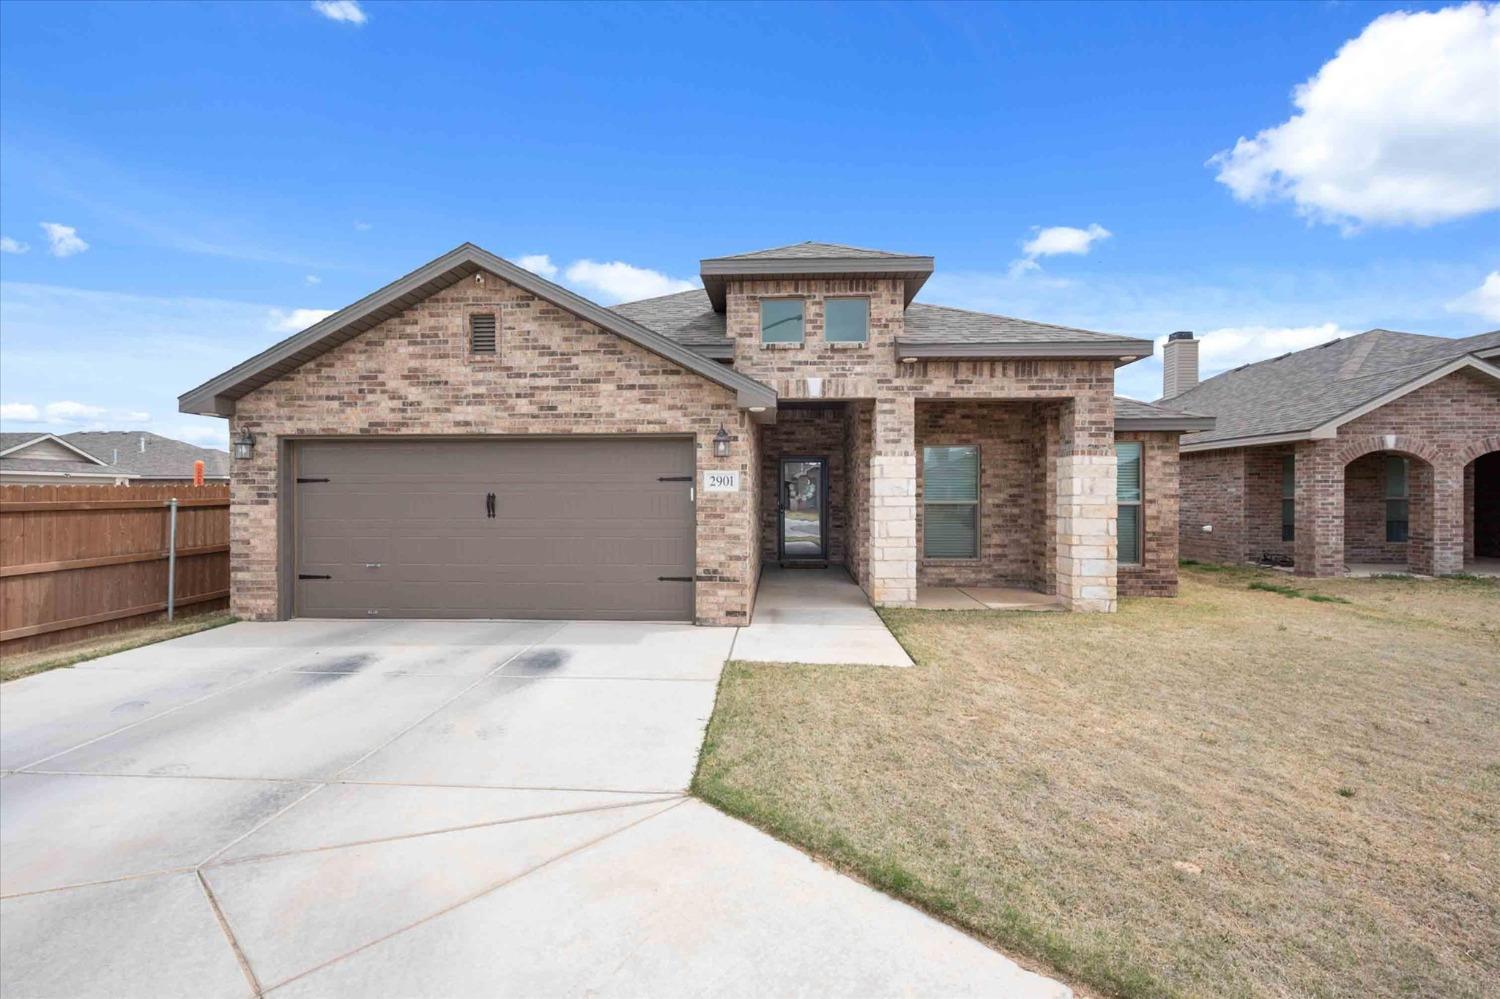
[[869, 395, 916, 606], [1293, 441, 1343, 576], [1054, 400, 1116, 612]]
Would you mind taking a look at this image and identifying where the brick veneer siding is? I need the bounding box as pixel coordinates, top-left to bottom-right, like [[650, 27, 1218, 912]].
[[844, 400, 874, 592], [228, 268, 758, 625], [915, 401, 1045, 589], [1343, 452, 1407, 563], [758, 405, 848, 564], [1244, 444, 1295, 564], [1117, 430, 1181, 596], [1179, 368, 1500, 576]]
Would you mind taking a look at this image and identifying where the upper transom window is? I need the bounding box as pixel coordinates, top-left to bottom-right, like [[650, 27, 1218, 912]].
[[760, 299, 804, 344], [825, 298, 869, 343]]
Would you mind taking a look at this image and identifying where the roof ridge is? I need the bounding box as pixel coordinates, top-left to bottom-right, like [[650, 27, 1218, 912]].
[[608, 288, 705, 308], [913, 301, 1120, 338]]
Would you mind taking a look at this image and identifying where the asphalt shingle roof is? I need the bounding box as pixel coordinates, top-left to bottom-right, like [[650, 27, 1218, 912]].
[[0, 432, 50, 453], [608, 291, 1135, 352], [1167, 328, 1500, 447], [62, 432, 231, 479], [708, 241, 916, 261], [0, 456, 122, 476], [1114, 396, 1211, 424]]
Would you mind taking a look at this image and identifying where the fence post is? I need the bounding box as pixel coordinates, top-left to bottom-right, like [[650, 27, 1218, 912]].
[[166, 497, 179, 622]]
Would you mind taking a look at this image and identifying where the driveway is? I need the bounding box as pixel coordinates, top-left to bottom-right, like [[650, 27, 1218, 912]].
[[1, 619, 1066, 998]]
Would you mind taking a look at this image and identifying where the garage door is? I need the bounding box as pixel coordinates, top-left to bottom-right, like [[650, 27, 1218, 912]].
[[293, 438, 695, 621]]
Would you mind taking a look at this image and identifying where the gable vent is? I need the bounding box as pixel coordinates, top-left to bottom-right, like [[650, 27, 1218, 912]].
[[469, 313, 497, 354]]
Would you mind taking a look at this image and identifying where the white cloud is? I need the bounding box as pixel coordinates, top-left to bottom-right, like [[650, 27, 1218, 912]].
[[1446, 271, 1500, 324], [39, 223, 89, 257], [1209, 4, 1500, 230], [311, 0, 366, 25], [0, 403, 40, 422], [164, 422, 229, 447], [563, 260, 697, 304], [267, 307, 336, 333], [1010, 224, 1111, 276], [43, 400, 107, 422], [516, 254, 558, 279], [1169, 323, 1352, 381], [305, 274, 322, 285], [353, 221, 373, 231], [0, 236, 29, 254]]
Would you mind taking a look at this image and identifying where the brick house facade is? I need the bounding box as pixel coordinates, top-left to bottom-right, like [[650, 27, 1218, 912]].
[[181, 242, 1211, 624], [1166, 329, 1500, 577]]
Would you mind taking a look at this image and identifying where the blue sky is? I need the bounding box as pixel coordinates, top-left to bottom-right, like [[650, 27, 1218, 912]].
[[2, 0, 1496, 446]]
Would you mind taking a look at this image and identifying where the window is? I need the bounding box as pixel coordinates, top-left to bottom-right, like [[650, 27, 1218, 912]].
[[759, 299, 804, 344], [1281, 454, 1295, 542], [825, 298, 869, 343], [1116, 443, 1143, 564], [469, 313, 497, 354], [1386, 455, 1409, 542], [922, 446, 978, 558]]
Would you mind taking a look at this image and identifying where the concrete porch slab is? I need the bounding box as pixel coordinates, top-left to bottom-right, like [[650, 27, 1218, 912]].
[[736, 566, 913, 667], [916, 585, 1064, 611]]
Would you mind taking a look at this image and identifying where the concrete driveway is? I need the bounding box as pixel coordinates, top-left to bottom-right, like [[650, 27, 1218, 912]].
[[1, 619, 1067, 998]]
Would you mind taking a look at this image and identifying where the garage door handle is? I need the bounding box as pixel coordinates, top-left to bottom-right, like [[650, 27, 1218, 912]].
[[485, 492, 496, 518]]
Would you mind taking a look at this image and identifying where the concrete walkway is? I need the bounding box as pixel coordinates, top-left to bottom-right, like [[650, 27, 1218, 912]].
[[1, 618, 1063, 998], [734, 565, 914, 667]]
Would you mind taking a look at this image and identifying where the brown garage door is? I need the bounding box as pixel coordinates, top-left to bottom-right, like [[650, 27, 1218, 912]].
[[293, 438, 694, 621]]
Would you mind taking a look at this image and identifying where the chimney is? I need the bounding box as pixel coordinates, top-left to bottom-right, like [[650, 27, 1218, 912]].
[[1162, 331, 1199, 399]]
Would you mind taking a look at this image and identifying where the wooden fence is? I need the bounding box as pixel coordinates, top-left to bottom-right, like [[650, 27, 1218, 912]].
[[0, 483, 230, 654]]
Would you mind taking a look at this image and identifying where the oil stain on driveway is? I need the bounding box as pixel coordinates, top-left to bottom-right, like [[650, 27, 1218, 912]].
[[1, 619, 1067, 998]]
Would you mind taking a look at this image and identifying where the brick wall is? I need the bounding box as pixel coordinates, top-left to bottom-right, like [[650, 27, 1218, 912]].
[[1179, 449, 1244, 563], [1117, 430, 1181, 596], [758, 405, 848, 564], [230, 268, 759, 625], [1343, 452, 1405, 563], [1245, 444, 1295, 563], [845, 400, 874, 593], [914, 400, 1045, 589]]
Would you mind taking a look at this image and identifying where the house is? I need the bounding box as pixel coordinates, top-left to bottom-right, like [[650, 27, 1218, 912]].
[[0, 431, 230, 484], [1161, 328, 1500, 576], [179, 242, 1210, 624]]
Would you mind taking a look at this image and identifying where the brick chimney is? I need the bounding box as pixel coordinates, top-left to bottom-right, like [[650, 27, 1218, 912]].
[[1162, 331, 1199, 399]]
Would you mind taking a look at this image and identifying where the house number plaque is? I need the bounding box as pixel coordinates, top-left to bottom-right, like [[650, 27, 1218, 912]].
[[703, 470, 740, 492]]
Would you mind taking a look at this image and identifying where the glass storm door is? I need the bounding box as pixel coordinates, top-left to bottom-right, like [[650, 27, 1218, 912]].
[[780, 458, 827, 560]]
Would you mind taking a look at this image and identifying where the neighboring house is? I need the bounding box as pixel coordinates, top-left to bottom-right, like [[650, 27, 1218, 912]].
[[1161, 328, 1500, 576], [0, 431, 230, 484], [179, 242, 1210, 625]]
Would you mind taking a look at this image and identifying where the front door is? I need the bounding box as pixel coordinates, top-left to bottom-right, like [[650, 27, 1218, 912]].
[[779, 457, 827, 562]]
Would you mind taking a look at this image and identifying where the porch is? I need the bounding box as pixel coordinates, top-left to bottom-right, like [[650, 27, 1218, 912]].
[[755, 398, 1118, 612]]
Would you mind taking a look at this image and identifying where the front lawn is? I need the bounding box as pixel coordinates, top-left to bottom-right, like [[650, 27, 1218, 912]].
[[1, 613, 237, 682], [694, 566, 1499, 998]]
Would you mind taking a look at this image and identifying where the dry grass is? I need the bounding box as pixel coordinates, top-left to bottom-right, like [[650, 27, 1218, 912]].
[[0, 613, 237, 683], [694, 566, 1500, 999]]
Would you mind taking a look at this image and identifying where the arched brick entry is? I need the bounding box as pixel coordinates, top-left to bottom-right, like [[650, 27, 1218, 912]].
[[1460, 437, 1500, 563], [1340, 449, 1437, 574]]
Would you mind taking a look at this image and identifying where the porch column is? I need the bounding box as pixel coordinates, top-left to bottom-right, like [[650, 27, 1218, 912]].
[[869, 395, 916, 606], [1293, 440, 1342, 576], [1054, 398, 1116, 612], [1417, 459, 1464, 576]]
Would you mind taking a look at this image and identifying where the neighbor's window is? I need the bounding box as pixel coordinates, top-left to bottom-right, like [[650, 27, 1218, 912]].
[[1385, 455, 1409, 542], [1117, 442, 1143, 564], [825, 298, 869, 343], [923, 445, 978, 558], [759, 299, 804, 344], [469, 313, 497, 354], [1281, 454, 1296, 542]]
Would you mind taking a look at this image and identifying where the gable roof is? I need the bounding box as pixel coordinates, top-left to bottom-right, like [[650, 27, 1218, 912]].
[[1114, 397, 1215, 432], [0, 432, 108, 463], [1168, 328, 1500, 450], [608, 290, 1153, 363], [178, 244, 777, 419], [699, 242, 934, 311], [63, 432, 230, 479]]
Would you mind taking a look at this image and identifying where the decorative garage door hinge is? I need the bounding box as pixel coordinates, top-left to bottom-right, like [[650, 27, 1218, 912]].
[[657, 576, 693, 582], [657, 476, 692, 481], [298, 573, 332, 580], [296, 477, 330, 483]]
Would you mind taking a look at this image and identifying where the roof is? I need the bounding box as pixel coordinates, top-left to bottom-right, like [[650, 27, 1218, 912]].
[[699, 242, 934, 311], [608, 291, 1153, 363], [1167, 328, 1500, 450], [0, 457, 126, 478], [708, 241, 918, 261], [63, 432, 230, 479], [0, 432, 105, 462], [178, 244, 777, 419], [1113, 397, 1214, 432]]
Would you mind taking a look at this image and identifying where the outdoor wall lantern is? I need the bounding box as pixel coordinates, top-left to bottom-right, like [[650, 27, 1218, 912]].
[[232, 429, 256, 460], [713, 424, 732, 459]]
